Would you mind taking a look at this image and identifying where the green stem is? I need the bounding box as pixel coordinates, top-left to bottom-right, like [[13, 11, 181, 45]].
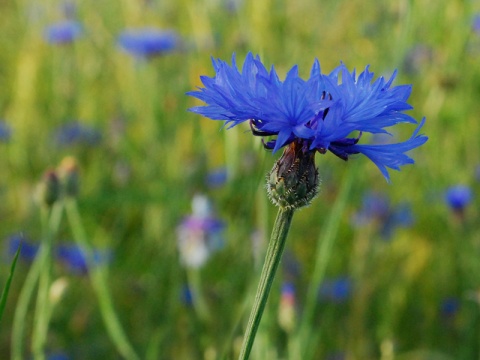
[[11, 246, 45, 360], [32, 203, 64, 360], [238, 207, 295, 360], [0, 243, 22, 323], [186, 267, 211, 323], [65, 199, 140, 360]]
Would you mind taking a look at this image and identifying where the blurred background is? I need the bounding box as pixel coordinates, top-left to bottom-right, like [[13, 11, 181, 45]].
[[0, 0, 479, 359]]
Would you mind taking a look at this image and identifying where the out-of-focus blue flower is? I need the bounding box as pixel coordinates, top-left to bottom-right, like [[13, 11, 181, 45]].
[[353, 192, 390, 225], [117, 28, 180, 58], [278, 282, 296, 332], [326, 352, 346, 360], [403, 44, 433, 75], [441, 297, 460, 317], [0, 120, 12, 142], [54, 121, 102, 146], [7, 234, 39, 262], [205, 167, 228, 188], [188, 53, 427, 181], [47, 352, 70, 360], [319, 277, 352, 303], [353, 192, 414, 239], [55, 243, 111, 275], [177, 194, 225, 268], [180, 285, 194, 306], [445, 185, 473, 212], [61, 1, 77, 18], [224, 0, 243, 13], [473, 14, 480, 35], [44, 20, 82, 44]]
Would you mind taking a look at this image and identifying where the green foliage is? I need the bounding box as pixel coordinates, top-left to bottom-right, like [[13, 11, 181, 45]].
[[0, 0, 479, 359]]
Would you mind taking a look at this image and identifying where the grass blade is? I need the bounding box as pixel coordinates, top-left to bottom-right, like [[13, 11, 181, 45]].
[[0, 244, 22, 323]]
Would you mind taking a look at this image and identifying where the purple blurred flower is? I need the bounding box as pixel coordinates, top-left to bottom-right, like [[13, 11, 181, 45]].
[[319, 277, 352, 303], [177, 194, 225, 268], [7, 234, 39, 262], [117, 28, 180, 58], [180, 285, 194, 306], [403, 44, 433, 75], [55, 243, 111, 275], [54, 121, 102, 146], [278, 282, 296, 332], [61, 1, 77, 18], [0, 120, 12, 142], [44, 20, 82, 44], [205, 167, 228, 188], [353, 192, 414, 239], [473, 14, 480, 34], [47, 352, 70, 360], [441, 297, 460, 317], [445, 185, 473, 212]]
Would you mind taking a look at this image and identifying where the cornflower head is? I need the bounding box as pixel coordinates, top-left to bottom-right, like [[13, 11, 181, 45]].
[[445, 185, 473, 217], [176, 194, 225, 268], [55, 243, 111, 275], [0, 120, 12, 142], [44, 20, 82, 44], [188, 53, 427, 209], [54, 121, 102, 146], [352, 191, 414, 239], [318, 277, 352, 304], [278, 282, 296, 333], [117, 28, 180, 58], [7, 234, 39, 262]]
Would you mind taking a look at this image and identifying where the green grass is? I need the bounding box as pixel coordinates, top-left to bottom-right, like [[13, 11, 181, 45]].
[[1, 0, 480, 359]]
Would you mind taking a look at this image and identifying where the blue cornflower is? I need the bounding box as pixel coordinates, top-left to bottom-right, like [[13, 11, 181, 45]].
[[44, 20, 82, 44], [176, 194, 225, 268], [205, 167, 228, 188], [180, 285, 194, 306], [0, 120, 12, 142], [353, 192, 414, 239], [319, 277, 352, 303], [188, 53, 427, 181], [440, 297, 460, 317], [7, 234, 39, 262], [54, 121, 102, 146], [55, 243, 111, 274], [117, 28, 180, 58], [445, 185, 473, 212], [473, 14, 480, 35]]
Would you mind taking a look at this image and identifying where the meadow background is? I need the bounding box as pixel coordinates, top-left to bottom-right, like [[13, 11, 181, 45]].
[[0, 0, 479, 359]]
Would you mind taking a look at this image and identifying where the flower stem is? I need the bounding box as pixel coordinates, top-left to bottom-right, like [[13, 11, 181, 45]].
[[65, 199, 140, 360], [238, 207, 295, 360], [186, 267, 211, 323], [32, 203, 64, 360]]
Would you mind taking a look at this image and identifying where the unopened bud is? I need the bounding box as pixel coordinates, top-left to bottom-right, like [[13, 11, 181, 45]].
[[267, 141, 319, 210], [37, 169, 61, 207], [58, 156, 80, 197]]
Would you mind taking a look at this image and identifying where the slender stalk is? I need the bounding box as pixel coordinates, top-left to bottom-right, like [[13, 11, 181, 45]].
[[186, 267, 211, 323], [11, 245, 45, 360], [238, 208, 295, 360], [64, 199, 140, 360], [32, 203, 64, 360], [0, 244, 21, 323]]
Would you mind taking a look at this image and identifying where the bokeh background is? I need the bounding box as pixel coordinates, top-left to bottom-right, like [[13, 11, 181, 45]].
[[1, 0, 479, 359]]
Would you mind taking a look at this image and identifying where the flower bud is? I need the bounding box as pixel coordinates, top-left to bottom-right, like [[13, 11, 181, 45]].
[[267, 140, 319, 210], [58, 156, 80, 198], [37, 169, 61, 207]]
